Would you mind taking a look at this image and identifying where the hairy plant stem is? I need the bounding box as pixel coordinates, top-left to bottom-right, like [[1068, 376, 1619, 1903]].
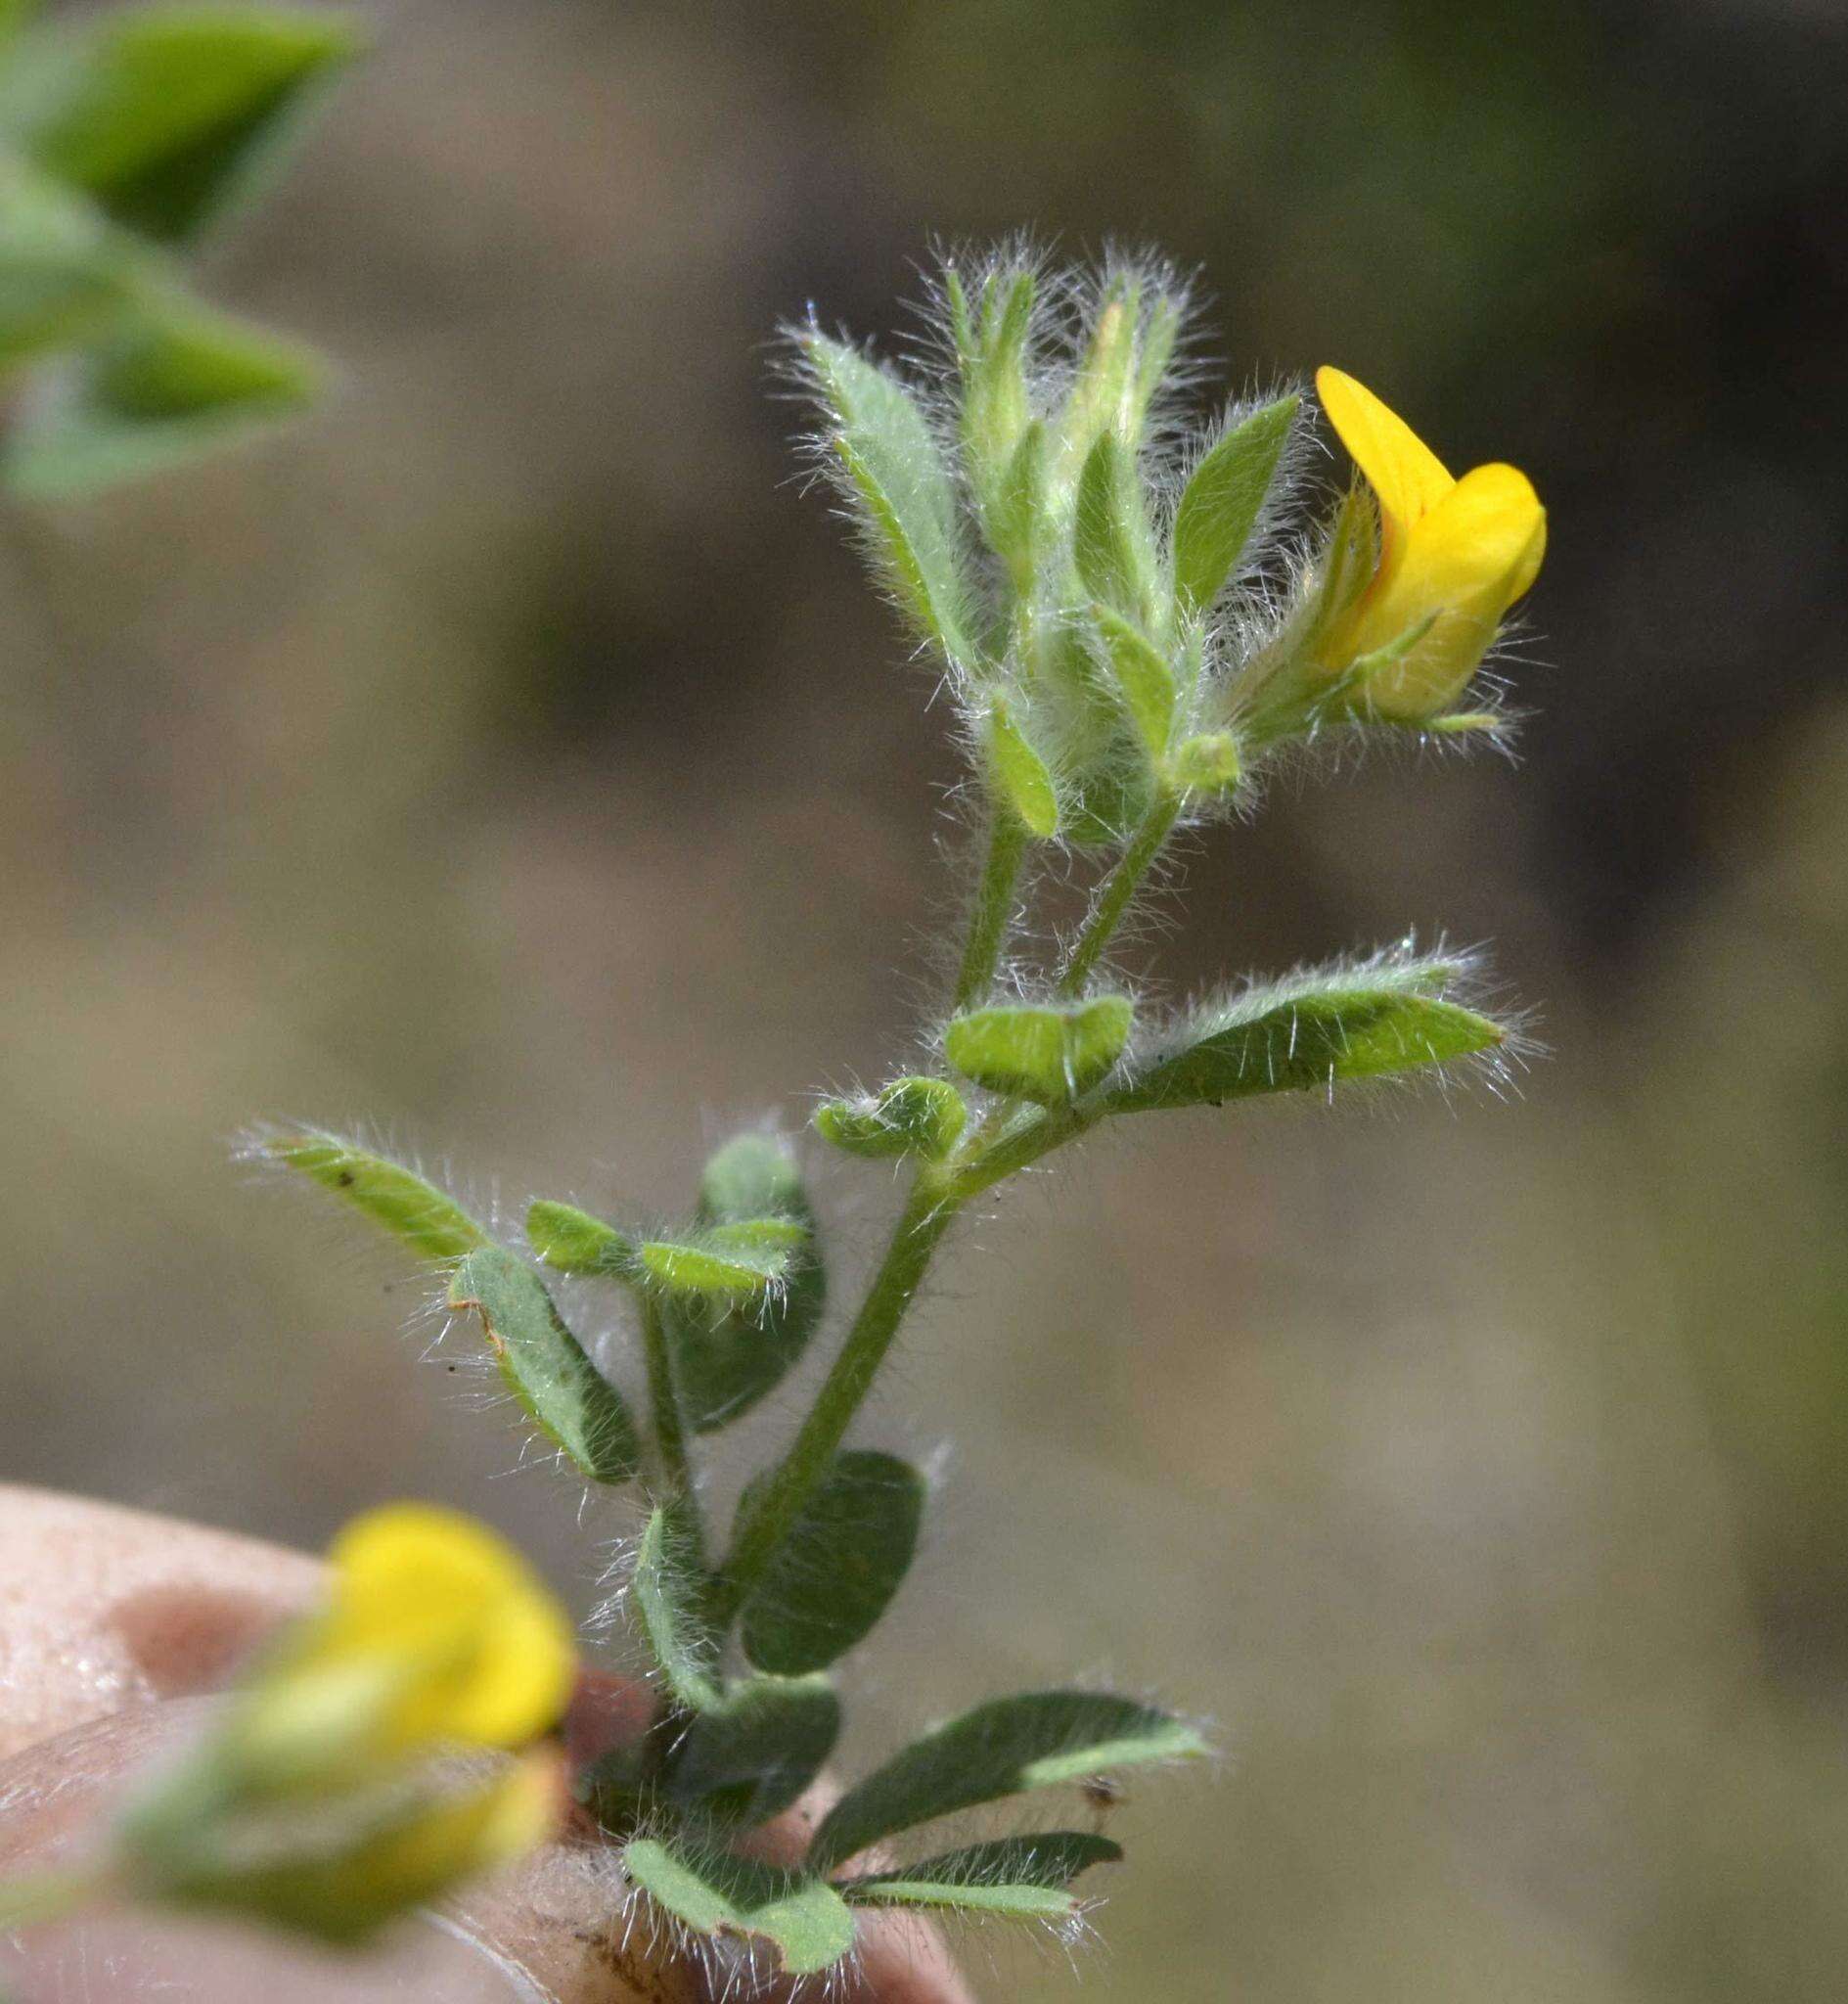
[[953, 807, 1028, 1008], [713, 1170, 960, 1627], [638, 1290, 705, 1572], [1057, 787, 1181, 996]]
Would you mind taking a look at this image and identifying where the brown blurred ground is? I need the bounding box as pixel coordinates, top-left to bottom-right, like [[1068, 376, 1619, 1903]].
[[2, 0, 1846, 1997]]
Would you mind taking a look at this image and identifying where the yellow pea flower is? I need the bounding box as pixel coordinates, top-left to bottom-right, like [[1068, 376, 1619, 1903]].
[[237, 1503, 576, 1782], [1314, 366, 1546, 719], [157, 1751, 565, 1943], [117, 1505, 575, 1944]]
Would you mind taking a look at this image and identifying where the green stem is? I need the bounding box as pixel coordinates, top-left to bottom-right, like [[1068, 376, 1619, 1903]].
[[953, 808, 1028, 1009], [1057, 787, 1181, 996], [638, 1290, 705, 1572], [714, 1171, 960, 1626]]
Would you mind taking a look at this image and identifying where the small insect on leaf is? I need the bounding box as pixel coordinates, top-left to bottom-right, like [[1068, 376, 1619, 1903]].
[[944, 995, 1134, 1105]]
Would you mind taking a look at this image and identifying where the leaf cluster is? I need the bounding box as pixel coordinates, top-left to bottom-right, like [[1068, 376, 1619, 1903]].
[[0, 2, 359, 497]]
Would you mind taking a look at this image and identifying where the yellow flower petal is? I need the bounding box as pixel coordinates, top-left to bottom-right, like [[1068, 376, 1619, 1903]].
[[1346, 463, 1547, 717], [317, 1503, 576, 1753], [1315, 366, 1454, 560]]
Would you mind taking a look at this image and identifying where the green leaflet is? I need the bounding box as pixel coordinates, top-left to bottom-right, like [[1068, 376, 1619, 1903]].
[[0, 4, 363, 245], [663, 1134, 826, 1435], [623, 1838, 855, 1978], [1, 294, 320, 498], [839, 1831, 1121, 1919], [1073, 430, 1157, 632], [259, 1129, 486, 1263], [805, 334, 977, 668], [1170, 393, 1299, 613], [636, 1226, 794, 1299], [0, 159, 144, 367], [1105, 955, 1504, 1113], [739, 1451, 925, 1676], [446, 1248, 641, 1485], [809, 1690, 1206, 1872], [944, 995, 1134, 1104], [1091, 601, 1176, 757], [664, 1674, 841, 1827], [632, 1504, 720, 1711], [526, 1199, 633, 1277], [984, 697, 1059, 839], [814, 1076, 969, 1162]]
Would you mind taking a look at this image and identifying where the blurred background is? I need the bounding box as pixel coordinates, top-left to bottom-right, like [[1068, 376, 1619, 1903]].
[[4, 0, 1846, 1996]]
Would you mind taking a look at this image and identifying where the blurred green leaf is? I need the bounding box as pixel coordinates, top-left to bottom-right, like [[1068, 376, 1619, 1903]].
[[985, 696, 1059, 838], [1106, 956, 1503, 1114], [664, 1674, 840, 1826], [1091, 601, 1176, 757], [1, 294, 321, 499], [258, 1128, 486, 1263], [525, 1198, 633, 1277], [839, 1831, 1121, 1917], [665, 1134, 825, 1435], [740, 1450, 924, 1676], [1171, 394, 1298, 614], [945, 995, 1133, 1104], [633, 1503, 720, 1711], [1074, 431, 1157, 631], [446, 1248, 642, 1484], [0, 159, 144, 367], [814, 1076, 969, 1162], [0, 4, 363, 245], [810, 1691, 1206, 1872], [623, 1838, 855, 1977], [804, 333, 978, 668]]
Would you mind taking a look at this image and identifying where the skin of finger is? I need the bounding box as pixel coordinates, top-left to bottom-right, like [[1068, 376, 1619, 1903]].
[[0, 1491, 976, 2004]]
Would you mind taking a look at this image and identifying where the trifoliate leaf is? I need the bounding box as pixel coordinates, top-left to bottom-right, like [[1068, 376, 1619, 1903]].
[[258, 1129, 486, 1263], [809, 1691, 1206, 1872], [1171, 393, 1298, 613], [447, 1248, 641, 1485], [623, 1838, 855, 1977], [944, 995, 1133, 1104], [0, 4, 363, 244], [1105, 954, 1503, 1114], [739, 1451, 924, 1676]]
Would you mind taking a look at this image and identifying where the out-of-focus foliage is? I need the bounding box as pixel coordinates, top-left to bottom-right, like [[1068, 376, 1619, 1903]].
[[0, 1, 357, 496]]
